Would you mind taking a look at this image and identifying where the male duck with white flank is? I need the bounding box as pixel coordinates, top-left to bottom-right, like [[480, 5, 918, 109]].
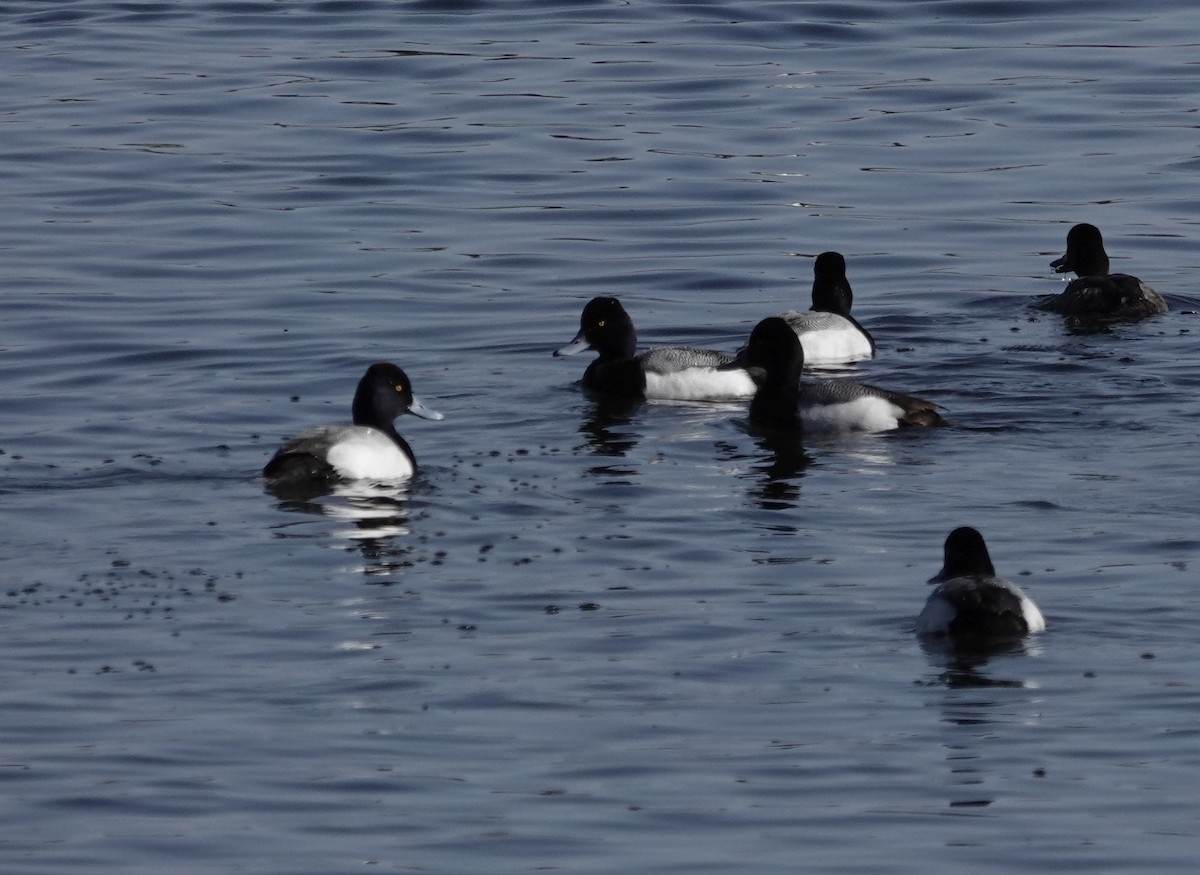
[[1039, 222, 1167, 322], [554, 296, 756, 401], [917, 526, 1045, 639], [736, 317, 942, 432], [263, 362, 444, 487], [777, 251, 875, 364]]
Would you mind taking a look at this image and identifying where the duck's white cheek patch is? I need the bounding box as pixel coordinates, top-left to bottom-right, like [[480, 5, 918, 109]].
[[327, 430, 415, 481], [644, 368, 756, 401], [800, 397, 900, 432]]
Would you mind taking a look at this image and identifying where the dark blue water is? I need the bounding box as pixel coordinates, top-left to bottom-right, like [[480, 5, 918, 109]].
[[3, 1, 1200, 872]]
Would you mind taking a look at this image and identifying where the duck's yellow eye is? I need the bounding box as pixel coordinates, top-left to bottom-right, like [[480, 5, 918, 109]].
[[394, 384, 406, 393], [597, 320, 606, 328]]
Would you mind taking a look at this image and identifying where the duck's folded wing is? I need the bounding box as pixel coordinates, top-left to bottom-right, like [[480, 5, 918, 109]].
[[638, 346, 735, 375]]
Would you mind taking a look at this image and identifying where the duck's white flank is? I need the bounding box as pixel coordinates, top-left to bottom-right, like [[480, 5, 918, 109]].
[[322, 426, 416, 480], [780, 310, 873, 364], [643, 367, 757, 402], [798, 395, 904, 432], [916, 578, 1046, 636], [1019, 592, 1046, 633], [914, 596, 957, 636]]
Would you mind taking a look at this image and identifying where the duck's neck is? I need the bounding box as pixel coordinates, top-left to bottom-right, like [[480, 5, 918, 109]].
[[352, 393, 403, 442], [1074, 251, 1110, 277], [750, 372, 801, 430], [584, 358, 647, 397], [811, 281, 853, 317], [940, 553, 995, 580]]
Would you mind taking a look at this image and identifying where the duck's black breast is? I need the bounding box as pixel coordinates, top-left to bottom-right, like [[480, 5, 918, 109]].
[[583, 357, 648, 397]]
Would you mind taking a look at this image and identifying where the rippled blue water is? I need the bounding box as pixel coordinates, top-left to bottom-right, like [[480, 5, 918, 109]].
[[4, 1, 1200, 871]]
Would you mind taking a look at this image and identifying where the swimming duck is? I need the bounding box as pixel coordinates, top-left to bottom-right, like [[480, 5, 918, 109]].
[[738, 317, 942, 432], [262, 362, 443, 486], [777, 251, 875, 364], [554, 296, 756, 401], [917, 526, 1045, 639], [1039, 223, 1167, 321]]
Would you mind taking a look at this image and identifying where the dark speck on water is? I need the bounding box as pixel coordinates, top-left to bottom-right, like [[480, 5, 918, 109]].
[[2, 1, 1200, 873]]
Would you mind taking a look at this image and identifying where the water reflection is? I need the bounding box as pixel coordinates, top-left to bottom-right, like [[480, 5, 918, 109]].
[[714, 422, 811, 510], [575, 392, 642, 462], [265, 479, 414, 576], [920, 635, 1046, 812], [749, 428, 810, 507], [920, 634, 1043, 690], [942, 744, 993, 809], [321, 483, 412, 540]]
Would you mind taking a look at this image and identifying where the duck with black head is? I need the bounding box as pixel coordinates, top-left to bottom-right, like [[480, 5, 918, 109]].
[[736, 317, 942, 432], [776, 251, 875, 364], [1038, 223, 1167, 322], [262, 362, 444, 488], [916, 527, 1045, 640], [554, 296, 756, 401]]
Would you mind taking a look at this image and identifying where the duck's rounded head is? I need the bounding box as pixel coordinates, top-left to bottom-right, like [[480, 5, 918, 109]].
[[555, 296, 637, 359], [1051, 223, 1109, 277], [353, 362, 444, 430], [814, 250, 847, 279], [744, 316, 805, 385], [934, 526, 996, 581], [810, 251, 853, 315]]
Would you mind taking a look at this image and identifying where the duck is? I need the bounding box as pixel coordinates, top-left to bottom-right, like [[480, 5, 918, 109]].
[[554, 296, 756, 401], [1038, 223, 1167, 321], [736, 316, 943, 432], [262, 362, 444, 486], [776, 251, 875, 364], [916, 527, 1045, 639]]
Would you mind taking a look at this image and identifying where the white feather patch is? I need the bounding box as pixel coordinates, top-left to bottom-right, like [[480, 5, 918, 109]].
[[799, 396, 901, 432], [799, 325, 873, 364], [325, 427, 416, 481], [780, 311, 873, 364], [915, 595, 958, 636], [1020, 594, 1046, 633], [643, 367, 757, 401]]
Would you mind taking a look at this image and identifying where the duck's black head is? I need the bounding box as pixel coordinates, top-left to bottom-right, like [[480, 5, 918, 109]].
[[811, 251, 853, 314], [744, 317, 805, 385], [556, 296, 638, 361], [352, 362, 443, 432], [743, 317, 805, 430], [1051, 223, 1110, 277], [935, 526, 997, 581]]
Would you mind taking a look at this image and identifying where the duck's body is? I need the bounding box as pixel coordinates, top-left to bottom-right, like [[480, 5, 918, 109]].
[[793, 378, 942, 433], [780, 309, 875, 364], [916, 527, 1045, 639], [555, 296, 755, 401], [777, 251, 875, 364], [1039, 223, 1167, 322], [271, 425, 417, 481], [739, 317, 942, 432], [263, 362, 443, 487]]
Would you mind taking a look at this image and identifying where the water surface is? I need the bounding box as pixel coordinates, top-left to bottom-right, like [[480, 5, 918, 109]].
[[3, 1, 1200, 872]]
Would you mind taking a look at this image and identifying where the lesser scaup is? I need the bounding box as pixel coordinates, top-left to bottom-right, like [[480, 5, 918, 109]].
[[917, 526, 1045, 639], [738, 317, 943, 431], [1039, 223, 1167, 321], [777, 251, 875, 364], [263, 362, 444, 486], [554, 296, 756, 401]]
